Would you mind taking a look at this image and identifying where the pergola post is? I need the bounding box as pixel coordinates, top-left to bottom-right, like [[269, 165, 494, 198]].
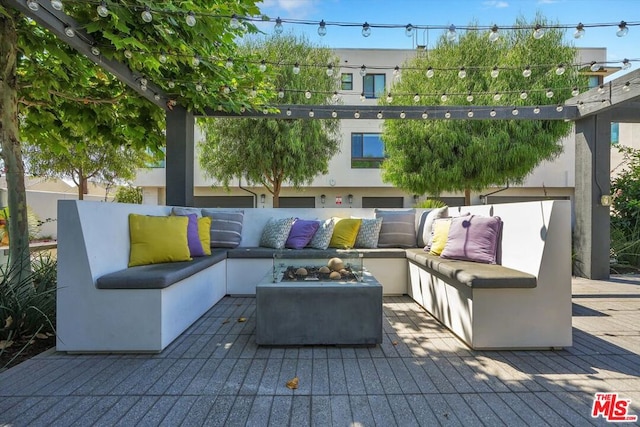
[[165, 106, 195, 207], [574, 112, 611, 280]]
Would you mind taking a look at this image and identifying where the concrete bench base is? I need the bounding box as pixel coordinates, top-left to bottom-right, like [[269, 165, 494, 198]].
[[256, 273, 383, 346]]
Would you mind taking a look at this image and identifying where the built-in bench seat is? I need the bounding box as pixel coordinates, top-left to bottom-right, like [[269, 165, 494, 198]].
[[405, 249, 536, 289]]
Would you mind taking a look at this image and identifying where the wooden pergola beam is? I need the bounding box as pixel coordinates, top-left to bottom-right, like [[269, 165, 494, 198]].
[[570, 67, 640, 118]]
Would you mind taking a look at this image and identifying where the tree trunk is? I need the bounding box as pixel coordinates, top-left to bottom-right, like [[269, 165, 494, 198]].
[[272, 180, 281, 208], [78, 176, 88, 200], [0, 11, 31, 281], [464, 188, 471, 206]]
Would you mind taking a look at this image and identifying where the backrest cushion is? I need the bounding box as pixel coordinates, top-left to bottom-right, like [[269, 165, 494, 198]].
[[428, 218, 452, 256], [307, 218, 335, 250], [286, 219, 320, 249], [329, 218, 362, 249], [185, 213, 205, 257], [440, 215, 503, 264], [172, 206, 202, 218], [128, 214, 191, 267], [260, 217, 296, 249], [417, 207, 448, 247], [354, 217, 383, 249], [201, 209, 244, 248], [198, 217, 212, 255], [375, 209, 417, 248]]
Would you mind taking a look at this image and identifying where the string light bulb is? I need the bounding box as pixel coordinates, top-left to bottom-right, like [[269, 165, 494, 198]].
[[622, 58, 631, 70], [623, 82, 631, 92], [223, 85, 230, 94], [590, 61, 600, 72], [426, 67, 434, 78], [413, 93, 421, 103], [533, 106, 541, 114], [533, 24, 544, 39], [466, 92, 474, 102], [519, 91, 528, 100], [617, 21, 628, 37], [192, 55, 200, 67], [154, 93, 161, 101], [458, 67, 466, 79], [571, 87, 580, 97], [360, 92, 365, 101], [50, 0, 63, 11], [27, 0, 39, 11], [393, 66, 400, 76], [555, 64, 566, 75], [141, 6, 152, 23], [292, 63, 300, 74], [185, 12, 196, 27], [274, 17, 283, 34], [318, 20, 327, 36], [512, 107, 519, 116], [421, 111, 428, 119], [259, 60, 266, 72], [490, 66, 499, 78], [195, 82, 203, 92], [230, 14, 241, 29], [556, 104, 564, 112], [159, 52, 168, 64], [574, 23, 585, 39], [444, 111, 451, 119], [331, 110, 338, 118], [96, 1, 109, 17], [467, 110, 474, 118], [405, 24, 415, 38], [447, 24, 457, 41], [124, 50, 133, 59], [64, 26, 75, 37], [326, 64, 334, 76], [377, 111, 383, 119], [522, 66, 531, 77], [400, 111, 406, 119], [90, 45, 100, 56], [362, 22, 371, 37], [354, 111, 360, 119], [490, 109, 496, 117], [308, 110, 315, 118], [493, 92, 502, 101], [250, 87, 256, 96], [305, 90, 312, 99], [278, 88, 285, 98], [168, 81, 175, 89], [546, 89, 554, 98], [489, 25, 499, 42], [360, 65, 367, 77], [332, 91, 339, 102], [440, 93, 448, 102], [597, 85, 605, 94], [225, 58, 234, 69], [386, 93, 393, 103]]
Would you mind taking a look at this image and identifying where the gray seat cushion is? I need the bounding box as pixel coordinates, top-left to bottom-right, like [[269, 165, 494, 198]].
[[97, 250, 227, 289], [405, 249, 536, 289]]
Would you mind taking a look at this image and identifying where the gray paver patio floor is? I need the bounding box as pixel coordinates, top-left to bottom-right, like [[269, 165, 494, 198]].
[[1, 276, 639, 426]]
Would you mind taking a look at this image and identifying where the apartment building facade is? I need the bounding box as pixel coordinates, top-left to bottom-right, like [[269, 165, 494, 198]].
[[135, 47, 629, 208]]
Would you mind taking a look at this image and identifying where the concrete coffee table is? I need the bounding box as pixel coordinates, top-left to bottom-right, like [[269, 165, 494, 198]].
[[256, 264, 383, 346]]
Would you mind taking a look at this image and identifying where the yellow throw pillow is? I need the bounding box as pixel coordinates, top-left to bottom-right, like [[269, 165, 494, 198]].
[[129, 214, 191, 267], [329, 218, 362, 249], [198, 217, 212, 256], [429, 218, 452, 256]]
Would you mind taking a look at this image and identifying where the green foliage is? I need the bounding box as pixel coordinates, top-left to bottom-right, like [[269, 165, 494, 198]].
[[416, 199, 448, 209], [610, 146, 640, 269], [381, 15, 584, 195], [0, 206, 43, 241], [114, 186, 143, 204], [199, 34, 341, 206], [0, 253, 57, 371]]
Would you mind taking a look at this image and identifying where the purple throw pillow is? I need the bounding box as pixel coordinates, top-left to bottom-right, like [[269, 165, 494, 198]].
[[285, 219, 320, 249], [186, 213, 205, 257], [440, 215, 502, 264]]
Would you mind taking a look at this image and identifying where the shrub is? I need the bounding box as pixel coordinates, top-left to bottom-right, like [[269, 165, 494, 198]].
[[611, 146, 640, 270], [114, 186, 143, 204], [0, 206, 43, 242], [416, 199, 448, 209], [0, 252, 57, 371]]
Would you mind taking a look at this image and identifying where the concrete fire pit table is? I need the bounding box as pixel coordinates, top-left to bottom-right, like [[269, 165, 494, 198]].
[[256, 261, 383, 346]]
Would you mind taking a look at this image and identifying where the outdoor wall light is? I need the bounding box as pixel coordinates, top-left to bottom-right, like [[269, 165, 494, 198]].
[[413, 194, 419, 204], [348, 194, 353, 205], [320, 194, 326, 204], [260, 194, 265, 204]]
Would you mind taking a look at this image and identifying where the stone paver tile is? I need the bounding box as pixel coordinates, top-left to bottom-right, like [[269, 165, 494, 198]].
[[158, 396, 198, 426], [330, 395, 352, 425], [225, 395, 254, 426], [357, 358, 385, 394], [470, 355, 530, 393], [162, 358, 206, 395], [203, 358, 237, 395], [35, 357, 117, 396], [340, 347, 356, 359], [93, 396, 142, 427], [342, 358, 366, 395], [49, 396, 102, 427], [199, 395, 234, 426], [405, 394, 443, 426], [441, 393, 483, 426], [294, 358, 313, 395], [367, 395, 396, 426], [8, 358, 88, 396], [245, 395, 274, 427], [225, 334, 251, 359], [387, 394, 419, 426], [421, 393, 465, 426], [402, 358, 438, 394], [448, 356, 495, 393], [313, 348, 328, 359], [220, 358, 252, 395], [434, 358, 476, 393], [311, 395, 332, 426], [67, 395, 121, 426], [326, 347, 342, 359], [516, 392, 575, 427], [267, 395, 292, 426], [348, 395, 375, 426], [182, 334, 217, 358], [284, 348, 299, 359], [183, 357, 222, 395], [257, 358, 283, 395], [480, 393, 529, 426], [276, 357, 299, 396], [373, 357, 404, 394], [327, 358, 348, 395], [311, 358, 330, 395], [239, 337, 259, 359], [74, 358, 145, 395], [461, 393, 506, 426], [112, 396, 159, 427], [135, 396, 179, 427], [420, 357, 457, 393], [552, 392, 601, 425], [290, 395, 312, 426], [239, 358, 267, 395], [6, 396, 55, 426], [497, 393, 552, 427], [109, 358, 166, 395]]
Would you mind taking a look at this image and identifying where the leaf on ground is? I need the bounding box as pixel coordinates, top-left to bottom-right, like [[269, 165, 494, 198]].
[[286, 376, 299, 390], [0, 340, 13, 349], [4, 316, 12, 329], [392, 341, 398, 346], [36, 333, 48, 340], [237, 317, 247, 323]]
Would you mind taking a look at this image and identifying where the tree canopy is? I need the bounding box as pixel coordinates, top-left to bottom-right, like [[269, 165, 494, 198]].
[[381, 16, 584, 201], [199, 33, 341, 207]]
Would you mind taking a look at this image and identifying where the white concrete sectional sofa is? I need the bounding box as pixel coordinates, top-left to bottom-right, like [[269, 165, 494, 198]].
[[56, 199, 571, 353]]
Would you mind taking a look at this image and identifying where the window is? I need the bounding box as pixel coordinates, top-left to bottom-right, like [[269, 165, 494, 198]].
[[588, 75, 601, 89], [341, 73, 353, 90], [363, 74, 385, 98], [611, 122, 619, 145], [351, 133, 385, 168]]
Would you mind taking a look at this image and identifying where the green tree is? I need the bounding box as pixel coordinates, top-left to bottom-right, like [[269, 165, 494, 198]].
[[24, 138, 153, 200], [114, 186, 143, 204], [199, 34, 341, 207], [0, 1, 270, 281], [382, 16, 584, 204], [611, 146, 640, 268]]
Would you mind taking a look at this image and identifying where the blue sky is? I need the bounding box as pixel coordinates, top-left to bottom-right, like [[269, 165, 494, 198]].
[[256, 0, 639, 78]]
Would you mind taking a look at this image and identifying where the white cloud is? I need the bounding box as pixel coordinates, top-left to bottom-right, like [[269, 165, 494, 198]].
[[483, 0, 509, 8], [260, 0, 320, 17]]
